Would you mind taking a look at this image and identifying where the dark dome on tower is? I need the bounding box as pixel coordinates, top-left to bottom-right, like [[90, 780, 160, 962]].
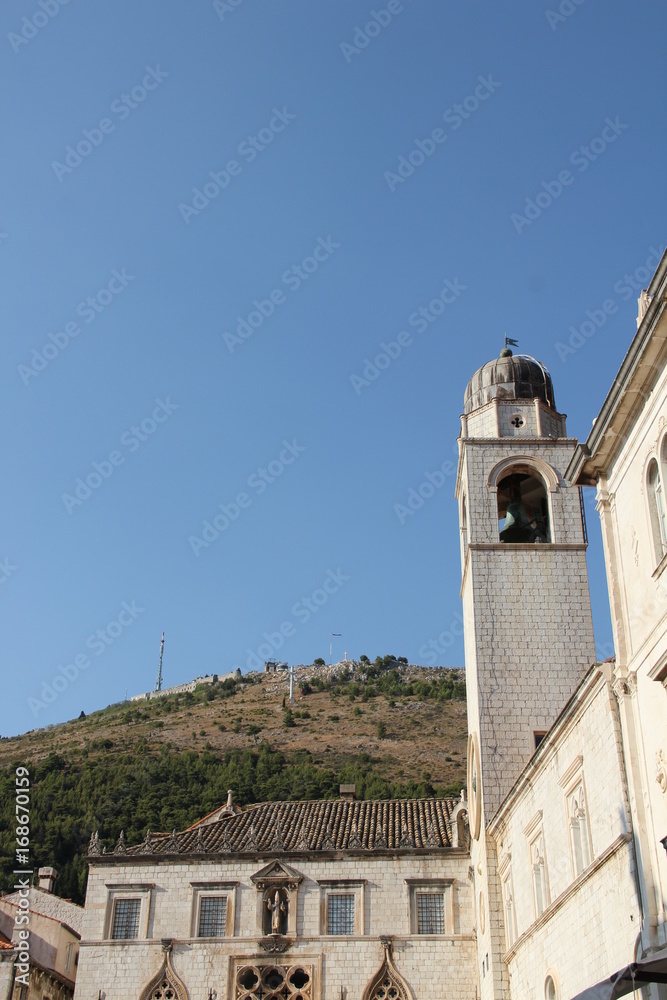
[[463, 349, 556, 414]]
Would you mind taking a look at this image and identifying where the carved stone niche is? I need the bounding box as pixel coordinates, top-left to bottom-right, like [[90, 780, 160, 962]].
[[251, 860, 304, 941]]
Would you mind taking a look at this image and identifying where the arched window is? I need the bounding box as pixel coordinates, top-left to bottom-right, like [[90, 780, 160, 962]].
[[502, 873, 516, 949], [531, 836, 548, 917], [545, 974, 558, 1000], [569, 784, 591, 876], [498, 471, 549, 543], [647, 459, 667, 562]]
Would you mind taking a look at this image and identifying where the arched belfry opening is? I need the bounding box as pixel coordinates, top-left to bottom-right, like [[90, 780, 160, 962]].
[[497, 470, 549, 543]]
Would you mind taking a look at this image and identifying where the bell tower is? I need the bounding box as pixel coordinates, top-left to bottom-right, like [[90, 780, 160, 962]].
[[455, 348, 595, 1000]]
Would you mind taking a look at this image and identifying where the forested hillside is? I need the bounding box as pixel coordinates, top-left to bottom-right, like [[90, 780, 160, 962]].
[[0, 658, 466, 904]]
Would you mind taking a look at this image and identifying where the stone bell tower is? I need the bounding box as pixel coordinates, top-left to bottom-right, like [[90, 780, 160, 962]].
[[455, 348, 596, 1000]]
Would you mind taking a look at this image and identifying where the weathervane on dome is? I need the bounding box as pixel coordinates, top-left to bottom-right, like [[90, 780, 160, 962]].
[[502, 335, 519, 356]]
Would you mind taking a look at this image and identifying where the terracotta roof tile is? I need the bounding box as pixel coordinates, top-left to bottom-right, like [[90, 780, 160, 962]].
[[123, 798, 457, 857]]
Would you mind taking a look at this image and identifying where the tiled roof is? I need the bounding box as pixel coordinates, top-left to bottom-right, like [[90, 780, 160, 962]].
[[120, 798, 458, 858]]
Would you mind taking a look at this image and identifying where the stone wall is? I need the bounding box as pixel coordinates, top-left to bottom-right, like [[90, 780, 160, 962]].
[[76, 852, 478, 1000]]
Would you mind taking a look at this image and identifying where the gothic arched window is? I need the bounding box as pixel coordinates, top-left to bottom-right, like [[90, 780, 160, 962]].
[[569, 784, 591, 876], [531, 836, 549, 917], [648, 457, 667, 562], [497, 471, 550, 543]]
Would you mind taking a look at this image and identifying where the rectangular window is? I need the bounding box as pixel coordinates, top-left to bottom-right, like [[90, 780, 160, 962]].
[[416, 893, 445, 934], [198, 896, 227, 937], [326, 894, 355, 935], [65, 942, 72, 972], [111, 898, 141, 939]]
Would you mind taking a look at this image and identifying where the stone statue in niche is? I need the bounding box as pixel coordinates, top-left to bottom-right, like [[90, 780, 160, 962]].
[[266, 889, 287, 935]]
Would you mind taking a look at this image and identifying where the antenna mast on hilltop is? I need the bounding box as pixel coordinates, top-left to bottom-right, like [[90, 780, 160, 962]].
[[155, 632, 165, 692]]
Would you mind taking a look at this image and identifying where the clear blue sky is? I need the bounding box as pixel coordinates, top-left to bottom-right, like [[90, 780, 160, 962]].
[[2, 0, 665, 737]]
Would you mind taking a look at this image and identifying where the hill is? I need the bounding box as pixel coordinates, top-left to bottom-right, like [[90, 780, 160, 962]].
[[0, 658, 467, 903]]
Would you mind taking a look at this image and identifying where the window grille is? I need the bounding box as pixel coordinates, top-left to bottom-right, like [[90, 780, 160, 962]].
[[326, 893, 355, 935], [416, 893, 444, 934], [198, 896, 227, 937], [111, 898, 141, 939]]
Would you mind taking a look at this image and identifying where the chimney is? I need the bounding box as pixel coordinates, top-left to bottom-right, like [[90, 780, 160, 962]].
[[339, 784, 356, 801], [38, 867, 57, 894]]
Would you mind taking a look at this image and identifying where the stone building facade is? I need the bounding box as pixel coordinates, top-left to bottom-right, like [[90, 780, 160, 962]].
[[75, 798, 475, 1000], [567, 249, 667, 973]]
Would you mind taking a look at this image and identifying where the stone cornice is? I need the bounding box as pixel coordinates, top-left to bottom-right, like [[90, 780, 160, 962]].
[[467, 543, 587, 553], [558, 754, 584, 790], [78, 932, 477, 948], [459, 437, 578, 447], [88, 847, 469, 866]]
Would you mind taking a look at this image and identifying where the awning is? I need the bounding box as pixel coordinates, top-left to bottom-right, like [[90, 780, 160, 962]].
[[571, 947, 667, 1000]]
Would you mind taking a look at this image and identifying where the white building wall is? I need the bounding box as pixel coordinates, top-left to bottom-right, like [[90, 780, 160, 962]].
[[595, 350, 667, 948], [490, 670, 641, 1000]]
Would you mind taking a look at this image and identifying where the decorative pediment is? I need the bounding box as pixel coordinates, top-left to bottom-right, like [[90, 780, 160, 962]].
[[139, 942, 189, 1000], [251, 860, 304, 890]]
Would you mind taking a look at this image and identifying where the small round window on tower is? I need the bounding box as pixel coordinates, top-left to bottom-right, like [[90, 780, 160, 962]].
[[510, 414, 525, 430]]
